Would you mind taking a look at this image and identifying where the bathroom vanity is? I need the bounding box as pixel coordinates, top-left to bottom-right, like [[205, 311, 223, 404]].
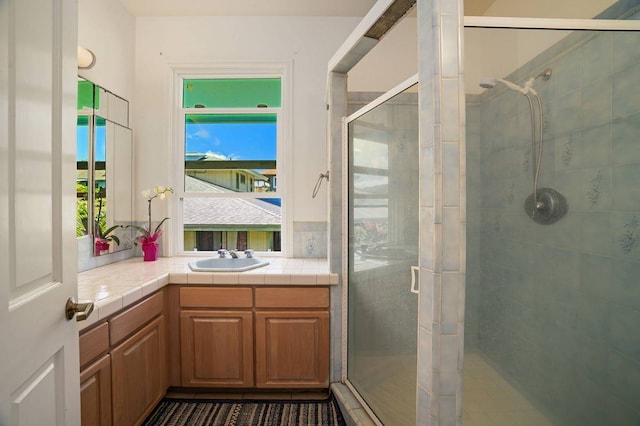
[[77, 257, 337, 426]]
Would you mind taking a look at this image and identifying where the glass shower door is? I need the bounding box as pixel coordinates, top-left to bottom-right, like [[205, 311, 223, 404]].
[[346, 83, 419, 425]]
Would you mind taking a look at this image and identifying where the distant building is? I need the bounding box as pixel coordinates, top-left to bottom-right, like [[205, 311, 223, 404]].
[[259, 168, 277, 191], [185, 152, 270, 192], [183, 175, 281, 252]]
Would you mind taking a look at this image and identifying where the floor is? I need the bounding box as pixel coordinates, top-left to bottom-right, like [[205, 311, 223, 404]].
[[463, 353, 553, 426], [165, 352, 552, 426], [164, 388, 331, 401], [348, 353, 416, 425]]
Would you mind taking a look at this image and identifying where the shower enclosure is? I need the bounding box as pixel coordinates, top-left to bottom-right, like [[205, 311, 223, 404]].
[[464, 14, 640, 426], [346, 79, 419, 425]]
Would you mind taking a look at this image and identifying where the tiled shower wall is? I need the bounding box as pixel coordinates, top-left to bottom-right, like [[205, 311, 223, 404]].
[[465, 12, 640, 425], [416, 0, 466, 424]]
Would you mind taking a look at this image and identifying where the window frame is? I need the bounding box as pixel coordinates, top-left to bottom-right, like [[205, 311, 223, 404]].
[[170, 63, 292, 256]]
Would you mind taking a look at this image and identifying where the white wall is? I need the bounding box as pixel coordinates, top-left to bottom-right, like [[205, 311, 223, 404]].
[[77, 0, 136, 271], [348, 17, 418, 93], [78, 0, 135, 102], [133, 16, 360, 238]]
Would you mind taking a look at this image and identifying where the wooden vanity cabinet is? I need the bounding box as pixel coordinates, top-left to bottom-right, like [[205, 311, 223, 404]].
[[79, 323, 111, 426], [179, 287, 254, 387], [110, 291, 166, 426], [79, 291, 166, 426], [80, 355, 112, 426], [255, 287, 330, 388], [178, 286, 330, 390], [180, 310, 254, 387], [111, 315, 166, 426]]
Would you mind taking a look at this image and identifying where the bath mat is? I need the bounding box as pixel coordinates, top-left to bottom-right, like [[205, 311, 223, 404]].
[[142, 395, 346, 426]]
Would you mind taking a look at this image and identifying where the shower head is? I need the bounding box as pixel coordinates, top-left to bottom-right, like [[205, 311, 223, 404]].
[[479, 79, 496, 89]]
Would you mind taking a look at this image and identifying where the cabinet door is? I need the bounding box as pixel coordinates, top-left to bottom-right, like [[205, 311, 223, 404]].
[[80, 355, 112, 426], [255, 311, 329, 388], [111, 315, 166, 426], [181, 310, 254, 387]]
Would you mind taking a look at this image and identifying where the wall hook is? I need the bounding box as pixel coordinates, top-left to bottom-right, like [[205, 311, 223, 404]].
[[312, 171, 330, 198]]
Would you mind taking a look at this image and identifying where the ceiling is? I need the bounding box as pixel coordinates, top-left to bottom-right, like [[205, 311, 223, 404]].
[[119, 0, 496, 17], [119, 0, 378, 17], [464, 0, 497, 15]]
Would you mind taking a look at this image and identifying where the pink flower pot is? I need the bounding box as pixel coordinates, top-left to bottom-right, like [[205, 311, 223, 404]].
[[142, 242, 159, 261], [95, 239, 110, 256]]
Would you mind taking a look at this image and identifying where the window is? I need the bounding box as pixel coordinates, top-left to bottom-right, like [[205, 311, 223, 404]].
[[177, 75, 284, 253]]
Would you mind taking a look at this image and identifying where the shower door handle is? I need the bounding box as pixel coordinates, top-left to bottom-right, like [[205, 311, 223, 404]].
[[410, 266, 419, 294]]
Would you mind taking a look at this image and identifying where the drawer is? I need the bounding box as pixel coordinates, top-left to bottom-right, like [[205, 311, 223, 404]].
[[109, 291, 164, 346], [255, 287, 329, 309], [79, 322, 109, 369], [180, 287, 253, 308]]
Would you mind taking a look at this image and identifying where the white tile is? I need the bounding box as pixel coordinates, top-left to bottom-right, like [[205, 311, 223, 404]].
[[265, 274, 291, 285], [442, 207, 460, 271], [290, 274, 317, 285], [419, 327, 433, 391], [121, 286, 143, 307], [157, 274, 170, 287], [421, 207, 435, 270], [169, 272, 188, 284], [78, 305, 100, 331], [187, 272, 214, 284], [420, 271, 434, 330], [440, 14, 459, 78], [213, 273, 239, 284], [443, 142, 460, 206], [441, 273, 459, 334], [316, 274, 330, 285], [141, 278, 159, 296], [96, 295, 123, 319], [240, 274, 265, 285]]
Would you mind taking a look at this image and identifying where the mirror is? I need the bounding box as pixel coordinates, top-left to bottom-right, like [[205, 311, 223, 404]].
[[76, 78, 134, 256]]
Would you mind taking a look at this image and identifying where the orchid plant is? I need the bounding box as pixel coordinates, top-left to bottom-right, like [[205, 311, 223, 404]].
[[94, 187, 121, 246], [129, 186, 174, 246]]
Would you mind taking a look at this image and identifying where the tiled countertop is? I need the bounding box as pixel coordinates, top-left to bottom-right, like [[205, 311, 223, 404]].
[[77, 256, 338, 330]]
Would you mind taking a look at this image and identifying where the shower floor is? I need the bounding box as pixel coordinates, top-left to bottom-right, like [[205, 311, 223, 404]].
[[348, 353, 416, 425], [463, 353, 552, 426]]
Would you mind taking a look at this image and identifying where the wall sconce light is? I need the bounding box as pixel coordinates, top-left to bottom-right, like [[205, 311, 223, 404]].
[[77, 46, 96, 69]]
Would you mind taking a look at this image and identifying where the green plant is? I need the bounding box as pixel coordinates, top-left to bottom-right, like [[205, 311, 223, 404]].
[[94, 186, 121, 245], [76, 182, 89, 237], [128, 186, 174, 245]]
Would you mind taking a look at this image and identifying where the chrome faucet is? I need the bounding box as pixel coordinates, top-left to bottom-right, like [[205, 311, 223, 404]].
[[228, 249, 239, 258]]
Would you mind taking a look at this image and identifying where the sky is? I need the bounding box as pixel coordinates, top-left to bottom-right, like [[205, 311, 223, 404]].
[[77, 124, 105, 161], [185, 123, 276, 160], [77, 121, 276, 165]]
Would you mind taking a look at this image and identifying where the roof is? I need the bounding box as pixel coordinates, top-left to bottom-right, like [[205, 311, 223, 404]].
[[183, 175, 280, 227]]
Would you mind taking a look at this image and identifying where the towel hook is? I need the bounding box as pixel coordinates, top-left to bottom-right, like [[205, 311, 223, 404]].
[[312, 171, 330, 198]]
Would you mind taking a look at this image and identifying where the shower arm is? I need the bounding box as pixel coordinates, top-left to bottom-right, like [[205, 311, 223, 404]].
[[527, 92, 545, 218]]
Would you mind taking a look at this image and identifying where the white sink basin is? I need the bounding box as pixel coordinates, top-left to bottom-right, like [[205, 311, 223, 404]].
[[188, 257, 269, 272]]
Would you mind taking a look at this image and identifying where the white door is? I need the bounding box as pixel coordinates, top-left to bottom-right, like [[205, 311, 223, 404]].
[[0, 0, 81, 425]]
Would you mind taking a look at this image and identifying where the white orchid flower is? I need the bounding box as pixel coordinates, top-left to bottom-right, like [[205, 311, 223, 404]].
[[142, 189, 152, 199]]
